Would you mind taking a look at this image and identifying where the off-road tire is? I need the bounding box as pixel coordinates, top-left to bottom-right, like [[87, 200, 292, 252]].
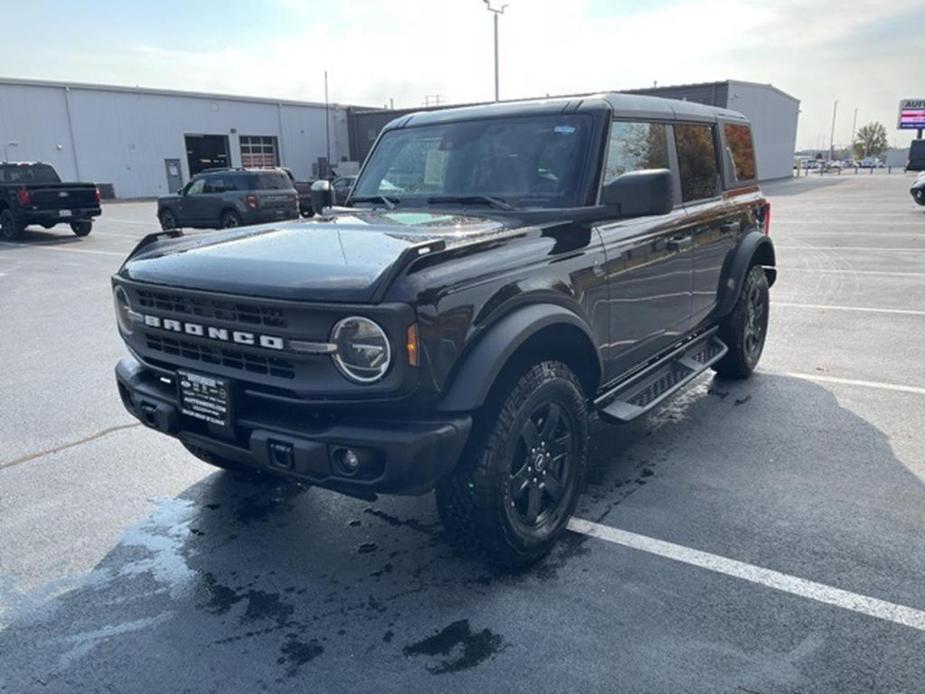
[[713, 264, 770, 379], [220, 209, 242, 229], [436, 360, 588, 568], [159, 209, 179, 231], [0, 209, 24, 240], [70, 220, 92, 237]]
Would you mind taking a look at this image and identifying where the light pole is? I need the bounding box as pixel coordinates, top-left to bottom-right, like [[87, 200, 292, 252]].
[[828, 99, 838, 161], [482, 1, 508, 102]]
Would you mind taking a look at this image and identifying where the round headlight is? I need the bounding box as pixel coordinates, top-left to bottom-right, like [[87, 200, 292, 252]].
[[330, 316, 391, 383], [113, 285, 134, 335]]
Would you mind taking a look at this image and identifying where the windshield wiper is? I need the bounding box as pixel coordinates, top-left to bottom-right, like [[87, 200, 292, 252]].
[[350, 195, 398, 209], [425, 195, 514, 210]]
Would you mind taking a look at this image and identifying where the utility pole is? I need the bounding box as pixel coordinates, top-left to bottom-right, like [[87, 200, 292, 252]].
[[483, 1, 508, 102], [850, 108, 858, 155], [828, 99, 838, 161], [324, 70, 331, 177]]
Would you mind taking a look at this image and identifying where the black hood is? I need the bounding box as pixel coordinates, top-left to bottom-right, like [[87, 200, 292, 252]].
[[118, 210, 509, 302]]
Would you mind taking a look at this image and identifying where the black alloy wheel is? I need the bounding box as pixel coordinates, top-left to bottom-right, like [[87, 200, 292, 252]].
[[507, 401, 576, 532], [713, 264, 770, 378], [436, 360, 588, 568]]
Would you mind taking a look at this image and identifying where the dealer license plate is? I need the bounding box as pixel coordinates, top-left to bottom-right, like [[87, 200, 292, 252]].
[[177, 370, 231, 427], [58, 209, 71, 217]]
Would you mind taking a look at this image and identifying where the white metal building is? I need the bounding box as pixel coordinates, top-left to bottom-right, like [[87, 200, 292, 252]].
[[0, 77, 353, 198]]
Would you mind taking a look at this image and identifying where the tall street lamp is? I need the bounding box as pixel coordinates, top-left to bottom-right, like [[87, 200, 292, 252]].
[[483, 1, 508, 102]]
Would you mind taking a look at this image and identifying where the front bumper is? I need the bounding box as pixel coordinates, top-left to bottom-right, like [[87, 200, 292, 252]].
[[115, 357, 471, 497]]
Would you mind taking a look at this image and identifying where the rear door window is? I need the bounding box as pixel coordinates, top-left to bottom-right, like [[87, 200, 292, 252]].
[[723, 123, 756, 182], [674, 124, 719, 202], [602, 121, 669, 186]]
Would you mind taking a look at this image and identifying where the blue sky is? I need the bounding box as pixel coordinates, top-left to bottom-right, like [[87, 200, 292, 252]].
[[4, 0, 922, 149]]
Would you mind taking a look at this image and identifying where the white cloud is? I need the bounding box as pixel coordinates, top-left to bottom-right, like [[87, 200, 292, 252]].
[[14, 0, 923, 149]]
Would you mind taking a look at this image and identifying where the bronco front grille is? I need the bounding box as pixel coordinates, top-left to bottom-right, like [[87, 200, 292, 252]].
[[146, 334, 296, 379], [136, 290, 288, 329]]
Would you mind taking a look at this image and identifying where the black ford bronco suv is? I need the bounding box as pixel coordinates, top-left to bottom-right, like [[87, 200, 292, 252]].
[[113, 94, 775, 567]]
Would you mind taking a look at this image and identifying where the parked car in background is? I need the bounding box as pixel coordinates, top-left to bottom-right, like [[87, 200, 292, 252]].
[[157, 168, 298, 230], [906, 140, 925, 172], [0, 161, 101, 240], [332, 175, 357, 205], [281, 167, 316, 217], [911, 172, 925, 206], [859, 157, 883, 168]]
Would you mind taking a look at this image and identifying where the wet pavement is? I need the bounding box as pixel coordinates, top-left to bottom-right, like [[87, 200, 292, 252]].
[[2, 173, 924, 693]]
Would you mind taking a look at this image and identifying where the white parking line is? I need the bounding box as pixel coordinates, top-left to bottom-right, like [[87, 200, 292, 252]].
[[776, 246, 925, 252], [568, 518, 925, 632], [0, 241, 124, 257], [775, 372, 925, 396], [773, 302, 925, 317], [783, 268, 925, 278], [773, 221, 925, 226]]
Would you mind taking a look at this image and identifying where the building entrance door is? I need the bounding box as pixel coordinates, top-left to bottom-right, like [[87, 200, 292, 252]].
[[164, 158, 183, 193], [184, 134, 230, 176]]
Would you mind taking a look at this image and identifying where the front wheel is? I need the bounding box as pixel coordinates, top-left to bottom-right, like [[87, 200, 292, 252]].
[[159, 209, 179, 231], [0, 210, 24, 240], [70, 220, 92, 237], [713, 264, 770, 379], [436, 361, 588, 568]]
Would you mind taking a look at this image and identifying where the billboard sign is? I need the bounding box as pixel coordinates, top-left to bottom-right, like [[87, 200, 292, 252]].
[[898, 99, 925, 130]]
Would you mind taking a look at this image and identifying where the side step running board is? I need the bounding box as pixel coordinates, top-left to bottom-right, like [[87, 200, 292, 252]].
[[595, 330, 728, 424]]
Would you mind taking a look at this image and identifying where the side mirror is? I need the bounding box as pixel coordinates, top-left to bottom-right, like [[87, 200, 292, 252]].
[[601, 169, 674, 217], [310, 180, 335, 211], [179, 183, 189, 196]]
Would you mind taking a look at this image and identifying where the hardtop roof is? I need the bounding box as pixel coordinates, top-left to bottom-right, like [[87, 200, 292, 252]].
[[388, 92, 748, 131]]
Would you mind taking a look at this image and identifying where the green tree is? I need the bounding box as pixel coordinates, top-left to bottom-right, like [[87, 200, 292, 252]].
[[853, 122, 889, 159]]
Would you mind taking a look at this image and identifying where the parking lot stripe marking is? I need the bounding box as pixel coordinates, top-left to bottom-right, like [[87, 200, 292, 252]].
[[776, 246, 925, 252], [0, 241, 124, 257], [0, 423, 141, 471], [782, 268, 925, 278], [775, 372, 925, 396], [773, 302, 925, 316], [567, 518, 925, 632]]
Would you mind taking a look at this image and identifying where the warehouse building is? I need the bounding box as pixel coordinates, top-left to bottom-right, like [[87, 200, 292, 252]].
[[1, 77, 798, 198], [348, 80, 800, 181], [0, 77, 354, 198]]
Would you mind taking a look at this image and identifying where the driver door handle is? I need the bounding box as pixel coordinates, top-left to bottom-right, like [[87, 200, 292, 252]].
[[666, 234, 693, 252]]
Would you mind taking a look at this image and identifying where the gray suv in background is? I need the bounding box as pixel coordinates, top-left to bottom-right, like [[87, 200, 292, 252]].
[[157, 168, 299, 230]]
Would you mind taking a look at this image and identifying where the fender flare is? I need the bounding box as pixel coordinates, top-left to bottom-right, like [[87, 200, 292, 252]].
[[715, 232, 777, 317], [437, 303, 601, 412]]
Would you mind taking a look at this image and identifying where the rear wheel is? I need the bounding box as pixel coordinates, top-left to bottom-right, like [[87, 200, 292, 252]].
[[713, 264, 770, 379], [221, 209, 242, 229], [0, 210, 23, 240], [70, 220, 92, 237], [436, 361, 588, 568], [159, 209, 179, 231]]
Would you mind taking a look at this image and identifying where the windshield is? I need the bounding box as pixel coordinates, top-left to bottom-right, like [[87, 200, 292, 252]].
[[0, 163, 61, 184], [352, 114, 593, 208]]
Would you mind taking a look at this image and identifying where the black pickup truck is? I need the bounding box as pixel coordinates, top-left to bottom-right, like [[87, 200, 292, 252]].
[[0, 162, 101, 240], [112, 94, 775, 567]]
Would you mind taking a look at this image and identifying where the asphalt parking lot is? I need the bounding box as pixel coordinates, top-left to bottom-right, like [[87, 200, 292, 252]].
[[2, 173, 924, 693]]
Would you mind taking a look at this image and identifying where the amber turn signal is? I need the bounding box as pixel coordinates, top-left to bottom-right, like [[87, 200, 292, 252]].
[[406, 323, 419, 367]]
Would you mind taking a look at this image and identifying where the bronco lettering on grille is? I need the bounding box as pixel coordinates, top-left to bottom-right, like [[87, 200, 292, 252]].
[[142, 314, 285, 350]]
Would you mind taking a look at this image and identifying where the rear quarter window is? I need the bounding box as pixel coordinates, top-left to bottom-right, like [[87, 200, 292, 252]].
[[723, 123, 757, 182]]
